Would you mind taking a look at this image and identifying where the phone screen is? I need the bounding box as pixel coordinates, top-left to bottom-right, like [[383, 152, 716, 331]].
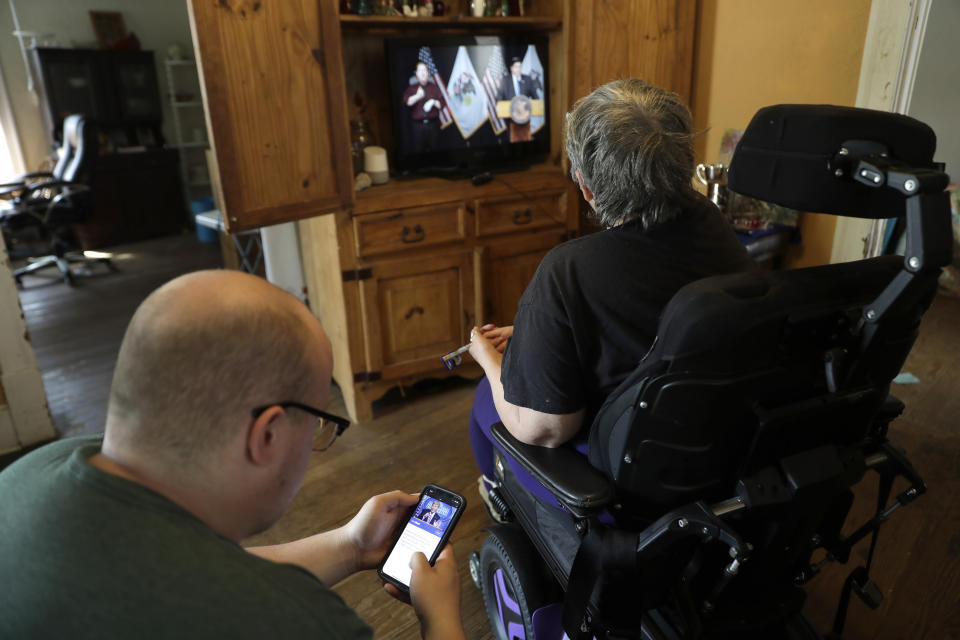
[[380, 490, 462, 588]]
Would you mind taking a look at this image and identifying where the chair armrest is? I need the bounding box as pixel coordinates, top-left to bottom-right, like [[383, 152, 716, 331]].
[[20, 171, 54, 180], [20, 180, 89, 198], [0, 184, 24, 198], [490, 421, 615, 511]]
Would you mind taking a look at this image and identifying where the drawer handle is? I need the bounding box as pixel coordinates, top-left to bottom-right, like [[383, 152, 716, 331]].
[[513, 209, 532, 225], [402, 224, 425, 243], [405, 305, 424, 319]]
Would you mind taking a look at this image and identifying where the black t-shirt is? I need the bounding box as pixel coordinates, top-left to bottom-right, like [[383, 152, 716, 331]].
[[501, 199, 754, 422]]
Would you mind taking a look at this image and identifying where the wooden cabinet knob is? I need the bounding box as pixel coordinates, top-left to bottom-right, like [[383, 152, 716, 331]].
[[401, 224, 425, 243], [513, 209, 532, 225]]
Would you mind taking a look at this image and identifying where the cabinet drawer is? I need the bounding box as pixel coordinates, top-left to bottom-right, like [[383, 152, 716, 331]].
[[353, 202, 466, 257], [474, 191, 565, 237]]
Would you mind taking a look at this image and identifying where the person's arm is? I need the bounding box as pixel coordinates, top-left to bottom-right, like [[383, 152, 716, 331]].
[[469, 327, 584, 447], [406, 85, 425, 107], [246, 491, 417, 586]]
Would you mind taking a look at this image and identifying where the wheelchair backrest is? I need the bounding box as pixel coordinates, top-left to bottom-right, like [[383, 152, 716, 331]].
[[587, 104, 952, 516]]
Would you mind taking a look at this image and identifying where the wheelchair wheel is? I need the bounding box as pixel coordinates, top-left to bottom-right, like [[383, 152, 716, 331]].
[[479, 524, 562, 640]]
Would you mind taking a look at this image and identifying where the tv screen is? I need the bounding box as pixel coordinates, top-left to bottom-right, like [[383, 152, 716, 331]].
[[385, 34, 550, 177]]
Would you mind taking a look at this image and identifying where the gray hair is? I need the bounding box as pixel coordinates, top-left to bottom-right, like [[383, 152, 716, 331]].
[[565, 78, 697, 229]]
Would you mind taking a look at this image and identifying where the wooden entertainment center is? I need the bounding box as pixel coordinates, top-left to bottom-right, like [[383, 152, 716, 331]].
[[188, 0, 695, 422]]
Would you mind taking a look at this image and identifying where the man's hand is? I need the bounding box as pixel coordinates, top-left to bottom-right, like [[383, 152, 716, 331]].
[[344, 491, 419, 571], [424, 98, 437, 111], [407, 86, 426, 107], [409, 547, 466, 640], [246, 491, 417, 586]]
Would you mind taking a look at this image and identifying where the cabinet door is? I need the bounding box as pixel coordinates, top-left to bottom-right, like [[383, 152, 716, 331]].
[[573, 1, 696, 106], [188, 0, 353, 231], [476, 229, 568, 327], [111, 51, 162, 122], [359, 252, 474, 381]]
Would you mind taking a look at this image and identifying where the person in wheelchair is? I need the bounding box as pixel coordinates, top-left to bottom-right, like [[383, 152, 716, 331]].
[[468, 78, 753, 493], [466, 85, 951, 639]]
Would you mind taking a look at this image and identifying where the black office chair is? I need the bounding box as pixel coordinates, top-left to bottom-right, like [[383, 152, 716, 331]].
[[0, 114, 113, 287], [471, 105, 952, 640]]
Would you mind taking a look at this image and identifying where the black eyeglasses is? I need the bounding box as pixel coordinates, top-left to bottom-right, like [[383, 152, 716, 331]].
[[251, 402, 351, 452]]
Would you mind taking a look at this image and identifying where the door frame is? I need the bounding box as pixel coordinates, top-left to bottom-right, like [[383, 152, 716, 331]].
[[830, 0, 933, 263]]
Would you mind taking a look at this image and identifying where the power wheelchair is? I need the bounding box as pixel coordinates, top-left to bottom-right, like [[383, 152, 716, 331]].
[[469, 105, 953, 640]]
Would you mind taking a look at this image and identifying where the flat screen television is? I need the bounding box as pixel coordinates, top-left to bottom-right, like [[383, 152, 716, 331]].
[[385, 34, 550, 178]]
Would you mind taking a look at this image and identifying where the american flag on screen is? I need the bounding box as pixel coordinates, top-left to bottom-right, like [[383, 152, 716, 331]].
[[418, 47, 453, 129], [481, 47, 507, 134]]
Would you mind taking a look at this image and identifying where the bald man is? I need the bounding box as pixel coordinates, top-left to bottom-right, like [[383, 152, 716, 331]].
[[0, 271, 465, 640]]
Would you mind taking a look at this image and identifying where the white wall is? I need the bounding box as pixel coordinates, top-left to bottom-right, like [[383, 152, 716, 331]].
[[0, 233, 56, 453], [908, 0, 960, 181], [0, 0, 196, 171]]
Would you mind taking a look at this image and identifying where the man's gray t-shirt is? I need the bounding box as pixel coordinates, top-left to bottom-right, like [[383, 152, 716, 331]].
[[0, 436, 372, 639]]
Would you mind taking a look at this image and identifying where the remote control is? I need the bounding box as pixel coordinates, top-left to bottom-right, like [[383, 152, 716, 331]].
[[471, 172, 493, 186]]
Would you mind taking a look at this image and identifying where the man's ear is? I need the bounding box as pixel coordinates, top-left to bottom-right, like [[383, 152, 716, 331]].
[[576, 171, 595, 205], [247, 406, 285, 466]]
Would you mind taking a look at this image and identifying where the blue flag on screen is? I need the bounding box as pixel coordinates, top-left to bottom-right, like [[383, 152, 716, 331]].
[[521, 45, 545, 134], [418, 47, 453, 129], [447, 46, 488, 138]]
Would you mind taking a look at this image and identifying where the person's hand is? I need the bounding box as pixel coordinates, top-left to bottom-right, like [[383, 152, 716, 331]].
[[425, 99, 437, 111], [409, 546, 465, 640], [469, 326, 503, 373], [415, 86, 425, 101], [343, 491, 418, 572], [477, 323, 513, 354]]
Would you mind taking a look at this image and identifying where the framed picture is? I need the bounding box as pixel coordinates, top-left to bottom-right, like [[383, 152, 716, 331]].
[[89, 11, 126, 49]]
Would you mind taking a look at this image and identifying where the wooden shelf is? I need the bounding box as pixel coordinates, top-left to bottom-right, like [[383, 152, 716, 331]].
[[339, 14, 562, 31], [351, 164, 566, 215]]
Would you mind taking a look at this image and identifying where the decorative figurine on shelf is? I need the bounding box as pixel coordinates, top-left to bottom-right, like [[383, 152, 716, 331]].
[[355, 0, 372, 15], [423, 0, 434, 16], [374, 0, 399, 15], [434, 0, 445, 16], [403, 2, 417, 17]]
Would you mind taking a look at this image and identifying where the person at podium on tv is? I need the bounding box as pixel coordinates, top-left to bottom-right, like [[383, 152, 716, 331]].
[[403, 60, 446, 153], [496, 56, 536, 102]]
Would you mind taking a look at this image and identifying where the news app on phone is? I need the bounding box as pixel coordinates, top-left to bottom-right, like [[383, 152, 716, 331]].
[[379, 485, 464, 590]]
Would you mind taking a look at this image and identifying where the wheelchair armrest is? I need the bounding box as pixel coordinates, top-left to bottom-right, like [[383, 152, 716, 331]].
[[490, 421, 615, 511]]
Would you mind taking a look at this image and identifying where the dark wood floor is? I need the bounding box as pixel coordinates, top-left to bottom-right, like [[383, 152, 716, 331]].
[[13, 234, 960, 639], [15, 234, 221, 438]]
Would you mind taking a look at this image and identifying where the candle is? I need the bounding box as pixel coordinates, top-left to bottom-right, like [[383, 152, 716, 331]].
[[364, 146, 389, 185]]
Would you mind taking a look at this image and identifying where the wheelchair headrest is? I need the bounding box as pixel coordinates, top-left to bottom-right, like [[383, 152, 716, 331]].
[[728, 105, 946, 219]]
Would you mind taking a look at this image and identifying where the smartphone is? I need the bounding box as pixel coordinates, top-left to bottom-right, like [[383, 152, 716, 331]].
[[377, 484, 466, 593]]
